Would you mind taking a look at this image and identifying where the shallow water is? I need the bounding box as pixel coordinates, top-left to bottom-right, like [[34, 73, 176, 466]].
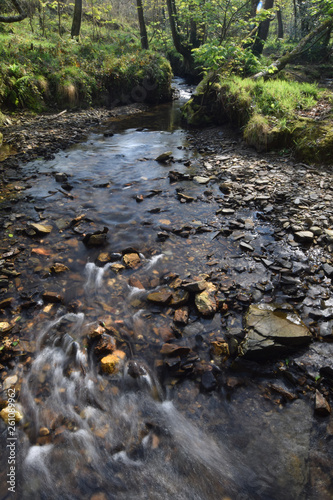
[[0, 79, 332, 500]]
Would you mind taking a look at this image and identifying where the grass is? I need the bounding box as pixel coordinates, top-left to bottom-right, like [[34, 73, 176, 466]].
[[0, 19, 172, 112]]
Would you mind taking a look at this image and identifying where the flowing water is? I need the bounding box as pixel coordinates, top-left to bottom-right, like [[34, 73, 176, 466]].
[[0, 80, 332, 500]]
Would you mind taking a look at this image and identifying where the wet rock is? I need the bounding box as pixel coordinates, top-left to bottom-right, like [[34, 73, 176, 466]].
[[123, 253, 141, 269], [268, 383, 297, 401], [94, 334, 116, 359], [100, 350, 126, 375], [240, 241, 254, 252], [177, 192, 196, 203], [210, 340, 229, 358], [322, 263, 333, 278], [42, 291, 64, 304], [0, 278, 9, 288], [315, 390, 331, 416], [0, 406, 23, 424], [193, 176, 210, 184], [3, 375, 18, 390], [294, 231, 314, 244], [29, 222, 53, 234], [110, 263, 125, 273], [147, 288, 172, 305], [160, 343, 191, 357], [170, 289, 189, 307], [195, 283, 217, 316], [174, 307, 189, 324], [82, 227, 108, 247], [168, 171, 193, 182], [155, 151, 173, 162], [0, 297, 14, 309], [128, 276, 145, 290], [181, 280, 207, 293], [324, 229, 333, 243], [241, 303, 312, 360], [50, 263, 69, 274], [55, 172, 68, 183], [0, 321, 13, 333]]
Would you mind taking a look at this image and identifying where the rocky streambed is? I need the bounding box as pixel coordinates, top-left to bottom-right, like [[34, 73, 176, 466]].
[[0, 87, 332, 499]]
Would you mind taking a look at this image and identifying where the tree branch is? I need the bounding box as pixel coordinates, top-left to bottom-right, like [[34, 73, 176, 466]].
[[0, 0, 27, 23]]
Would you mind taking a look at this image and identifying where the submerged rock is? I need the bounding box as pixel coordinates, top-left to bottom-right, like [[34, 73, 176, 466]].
[[315, 390, 331, 416], [241, 303, 312, 360]]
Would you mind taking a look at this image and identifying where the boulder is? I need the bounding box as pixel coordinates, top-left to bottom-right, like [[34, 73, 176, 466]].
[[241, 303, 312, 360]]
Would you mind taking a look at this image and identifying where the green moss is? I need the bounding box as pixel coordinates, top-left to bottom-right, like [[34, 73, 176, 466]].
[[294, 120, 333, 163]]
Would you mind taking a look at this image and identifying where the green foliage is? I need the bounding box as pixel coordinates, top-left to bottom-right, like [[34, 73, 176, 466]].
[[192, 42, 261, 76]]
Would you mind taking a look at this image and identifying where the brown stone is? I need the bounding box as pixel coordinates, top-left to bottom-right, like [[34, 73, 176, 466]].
[[42, 292, 64, 303], [94, 334, 116, 359], [0, 297, 14, 309], [170, 289, 189, 307], [195, 283, 217, 316], [160, 343, 191, 357], [210, 340, 229, 357], [100, 350, 126, 375], [128, 276, 145, 289], [123, 253, 141, 269], [174, 307, 189, 325], [147, 288, 173, 305], [315, 390, 331, 416], [50, 263, 69, 274]]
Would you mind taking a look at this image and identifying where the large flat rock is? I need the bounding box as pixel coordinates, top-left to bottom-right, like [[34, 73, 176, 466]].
[[241, 303, 312, 360]]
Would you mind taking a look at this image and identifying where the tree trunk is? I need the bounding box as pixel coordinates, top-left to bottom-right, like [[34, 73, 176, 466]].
[[252, 0, 274, 56], [71, 0, 82, 38], [136, 0, 149, 50], [252, 16, 333, 80], [166, 0, 193, 64], [0, 0, 27, 23], [277, 8, 283, 39]]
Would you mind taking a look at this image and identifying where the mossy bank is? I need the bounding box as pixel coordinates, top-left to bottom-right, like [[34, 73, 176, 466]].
[[182, 73, 333, 164], [0, 34, 173, 113]]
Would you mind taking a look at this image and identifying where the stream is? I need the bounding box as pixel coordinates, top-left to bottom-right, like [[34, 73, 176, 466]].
[[0, 79, 332, 500]]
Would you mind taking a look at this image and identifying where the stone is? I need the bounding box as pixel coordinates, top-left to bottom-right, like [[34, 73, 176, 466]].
[[322, 263, 333, 278], [42, 292, 64, 303], [123, 253, 141, 269], [94, 334, 116, 359], [100, 350, 126, 375], [170, 289, 189, 307], [147, 288, 173, 305], [240, 241, 254, 252], [174, 307, 189, 324], [110, 263, 125, 273], [241, 303, 312, 360], [210, 340, 229, 357], [324, 229, 333, 243], [315, 390, 331, 416], [3, 375, 18, 390], [30, 223, 53, 234], [0, 321, 12, 333], [160, 343, 191, 357], [193, 176, 210, 184], [195, 283, 217, 316], [50, 263, 69, 274], [294, 231, 314, 244], [0, 406, 23, 424], [155, 151, 173, 162], [181, 280, 207, 293], [0, 297, 14, 309], [83, 227, 108, 247]]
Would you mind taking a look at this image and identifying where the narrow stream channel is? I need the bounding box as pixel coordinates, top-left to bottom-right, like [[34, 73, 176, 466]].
[[0, 79, 332, 500]]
